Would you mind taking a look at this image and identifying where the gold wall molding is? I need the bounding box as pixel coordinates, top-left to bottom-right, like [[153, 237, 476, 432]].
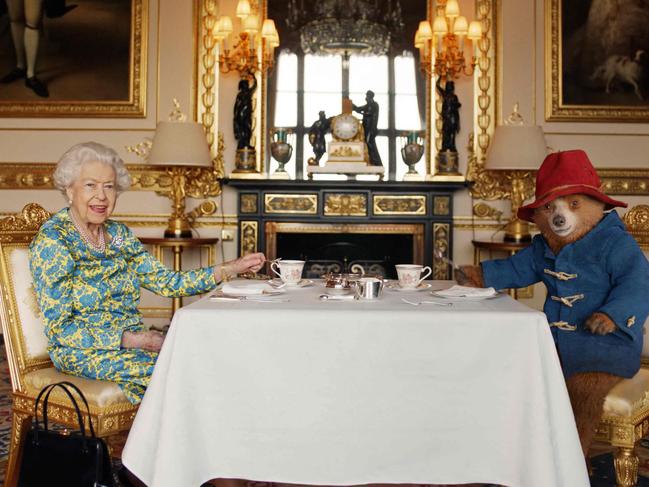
[[264, 194, 318, 214], [324, 193, 367, 217], [373, 195, 426, 215], [0, 157, 226, 200], [471, 0, 497, 167], [0, 0, 147, 118], [194, 0, 224, 173], [623, 205, 649, 249], [473, 202, 503, 221]]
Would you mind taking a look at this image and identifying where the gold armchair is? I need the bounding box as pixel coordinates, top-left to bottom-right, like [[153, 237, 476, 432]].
[[594, 204, 649, 487], [0, 204, 138, 487]]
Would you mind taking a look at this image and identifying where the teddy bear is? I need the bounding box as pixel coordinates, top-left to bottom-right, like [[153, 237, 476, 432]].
[[458, 149, 649, 458]]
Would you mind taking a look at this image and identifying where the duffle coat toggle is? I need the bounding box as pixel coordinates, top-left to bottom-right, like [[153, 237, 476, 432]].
[[544, 268, 578, 281], [549, 321, 577, 331], [551, 293, 585, 308]]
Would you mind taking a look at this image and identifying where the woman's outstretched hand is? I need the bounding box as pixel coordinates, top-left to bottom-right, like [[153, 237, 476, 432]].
[[121, 330, 165, 353], [215, 252, 266, 281]]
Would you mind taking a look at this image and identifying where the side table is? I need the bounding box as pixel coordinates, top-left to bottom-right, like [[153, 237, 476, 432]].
[[139, 237, 219, 314], [472, 239, 532, 299]]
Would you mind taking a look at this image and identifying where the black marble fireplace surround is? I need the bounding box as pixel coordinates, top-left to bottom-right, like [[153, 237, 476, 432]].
[[225, 179, 465, 280]]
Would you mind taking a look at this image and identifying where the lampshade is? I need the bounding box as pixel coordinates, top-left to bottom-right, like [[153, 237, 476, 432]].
[[485, 125, 547, 170], [148, 121, 212, 167]]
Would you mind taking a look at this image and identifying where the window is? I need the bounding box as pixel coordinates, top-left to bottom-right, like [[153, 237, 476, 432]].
[[270, 50, 424, 180]]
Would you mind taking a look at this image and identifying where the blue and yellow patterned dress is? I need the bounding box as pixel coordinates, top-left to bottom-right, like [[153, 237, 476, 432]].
[[29, 208, 217, 403]]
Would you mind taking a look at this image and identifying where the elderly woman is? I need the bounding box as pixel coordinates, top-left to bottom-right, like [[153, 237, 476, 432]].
[[29, 142, 265, 403]]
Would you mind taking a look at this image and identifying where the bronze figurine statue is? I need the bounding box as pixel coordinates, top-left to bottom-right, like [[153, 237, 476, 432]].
[[308, 111, 331, 165], [353, 90, 382, 166], [436, 78, 461, 153], [233, 75, 258, 150]]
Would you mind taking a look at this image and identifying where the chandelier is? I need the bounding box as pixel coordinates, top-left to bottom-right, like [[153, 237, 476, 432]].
[[215, 0, 280, 76], [286, 0, 404, 57], [414, 0, 482, 79]]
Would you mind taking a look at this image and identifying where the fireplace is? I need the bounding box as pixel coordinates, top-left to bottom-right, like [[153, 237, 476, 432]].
[[266, 222, 423, 278], [226, 179, 464, 280]]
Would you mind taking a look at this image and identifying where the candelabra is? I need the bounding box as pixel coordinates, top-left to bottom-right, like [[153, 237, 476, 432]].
[[414, 0, 482, 79], [215, 0, 279, 77]]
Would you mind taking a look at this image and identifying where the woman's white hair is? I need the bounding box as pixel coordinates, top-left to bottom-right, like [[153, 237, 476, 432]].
[[53, 142, 131, 195]]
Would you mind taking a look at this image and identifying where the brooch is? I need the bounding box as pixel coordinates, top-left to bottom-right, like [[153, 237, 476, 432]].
[[112, 235, 124, 249]]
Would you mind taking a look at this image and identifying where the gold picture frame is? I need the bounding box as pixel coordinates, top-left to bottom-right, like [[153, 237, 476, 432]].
[[0, 0, 147, 118], [545, 0, 649, 122]]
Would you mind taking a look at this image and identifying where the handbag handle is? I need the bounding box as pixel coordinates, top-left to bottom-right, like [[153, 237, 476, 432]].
[[32, 381, 97, 452], [32, 382, 88, 450], [42, 381, 97, 437]]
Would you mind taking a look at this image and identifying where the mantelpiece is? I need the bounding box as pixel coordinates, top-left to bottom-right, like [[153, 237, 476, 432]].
[[226, 180, 465, 280]]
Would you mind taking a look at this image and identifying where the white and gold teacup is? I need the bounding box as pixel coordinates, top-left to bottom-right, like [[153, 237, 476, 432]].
[[271, 259, 305, 286], [395, 264, 432, 289]]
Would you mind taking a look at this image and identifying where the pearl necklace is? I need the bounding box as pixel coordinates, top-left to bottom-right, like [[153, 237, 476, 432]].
[[70, 209, 106, 253]]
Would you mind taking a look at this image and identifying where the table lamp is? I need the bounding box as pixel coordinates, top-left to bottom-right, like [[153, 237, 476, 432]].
[[485, 105, 547, 242], [148, 120, 213, 238]]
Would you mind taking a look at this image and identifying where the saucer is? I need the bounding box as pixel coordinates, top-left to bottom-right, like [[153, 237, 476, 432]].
[[268, 278, 314, 288], [430, 290, 500, 301], [386, 282, 432, 292]]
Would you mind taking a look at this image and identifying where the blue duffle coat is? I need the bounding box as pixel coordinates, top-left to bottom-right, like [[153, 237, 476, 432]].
[[482, 211, 649, 379]]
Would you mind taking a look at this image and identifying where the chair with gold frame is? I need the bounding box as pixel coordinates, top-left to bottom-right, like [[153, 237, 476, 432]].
[[594, 204, 649, 487], [0, 204, 139, 487]]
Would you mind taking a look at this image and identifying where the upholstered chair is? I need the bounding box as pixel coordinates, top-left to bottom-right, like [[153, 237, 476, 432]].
[[0, 204, 138, 487], [594, 205, 649, 487]]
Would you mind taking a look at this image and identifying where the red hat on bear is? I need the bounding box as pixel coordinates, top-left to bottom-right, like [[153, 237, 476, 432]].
[[517, 149, 627, 223]]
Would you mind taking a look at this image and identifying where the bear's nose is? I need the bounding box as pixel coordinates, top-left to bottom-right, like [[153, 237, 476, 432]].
[[553, 215, 566, 227]]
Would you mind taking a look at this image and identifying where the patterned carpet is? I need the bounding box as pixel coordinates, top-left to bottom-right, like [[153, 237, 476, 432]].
[[2, 341, 649, 487]]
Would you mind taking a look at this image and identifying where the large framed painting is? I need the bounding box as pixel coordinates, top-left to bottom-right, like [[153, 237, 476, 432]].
[[0, 0, 147, 117], [545, 0, 649, 122]]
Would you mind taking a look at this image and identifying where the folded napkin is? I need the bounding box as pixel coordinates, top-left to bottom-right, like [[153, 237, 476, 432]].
[[434, 285, 497, 298], [221, 280, 275, 295]]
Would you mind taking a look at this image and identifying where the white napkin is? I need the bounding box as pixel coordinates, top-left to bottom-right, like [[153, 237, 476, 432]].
[[221, 280, 275, 295], [434, 285, 497, 298]]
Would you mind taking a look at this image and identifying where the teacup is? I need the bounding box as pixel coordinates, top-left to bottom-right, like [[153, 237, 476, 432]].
[[354, 277, 384, 300], [395, 264, 432, 289], [271, 259, 305, 286]]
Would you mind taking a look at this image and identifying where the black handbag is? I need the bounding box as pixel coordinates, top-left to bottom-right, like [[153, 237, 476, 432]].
[[18, 381, 115, 487]]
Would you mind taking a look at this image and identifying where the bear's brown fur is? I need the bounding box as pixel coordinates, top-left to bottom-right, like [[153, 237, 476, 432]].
[[458, 194, 623, 457]]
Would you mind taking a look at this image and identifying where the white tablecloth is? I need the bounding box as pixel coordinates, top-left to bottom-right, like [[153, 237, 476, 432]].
[[122, 280, 589, 487]]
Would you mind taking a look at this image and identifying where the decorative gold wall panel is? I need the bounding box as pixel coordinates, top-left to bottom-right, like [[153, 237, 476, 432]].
[[241, 194, 259, 213], [240, 221, 258, 255], [264, 194, 318, 214], [433, 196, 450, 216], [433, 223, 451, 280], [324, 194, 367, 217], [373, 196, 426, 215]]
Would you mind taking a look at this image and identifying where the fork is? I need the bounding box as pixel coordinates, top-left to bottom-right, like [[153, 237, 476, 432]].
[[401, 298, 453, 307]]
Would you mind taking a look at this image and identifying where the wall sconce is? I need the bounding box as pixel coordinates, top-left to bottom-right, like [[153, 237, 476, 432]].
[[415, 0, 483, 178], [484, 104, 548, 243], [215, 0, 279, 77], [414, 0, 482, 79]]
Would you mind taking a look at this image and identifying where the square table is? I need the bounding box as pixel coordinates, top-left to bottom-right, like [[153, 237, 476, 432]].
[[122, 280, 589, 487]]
